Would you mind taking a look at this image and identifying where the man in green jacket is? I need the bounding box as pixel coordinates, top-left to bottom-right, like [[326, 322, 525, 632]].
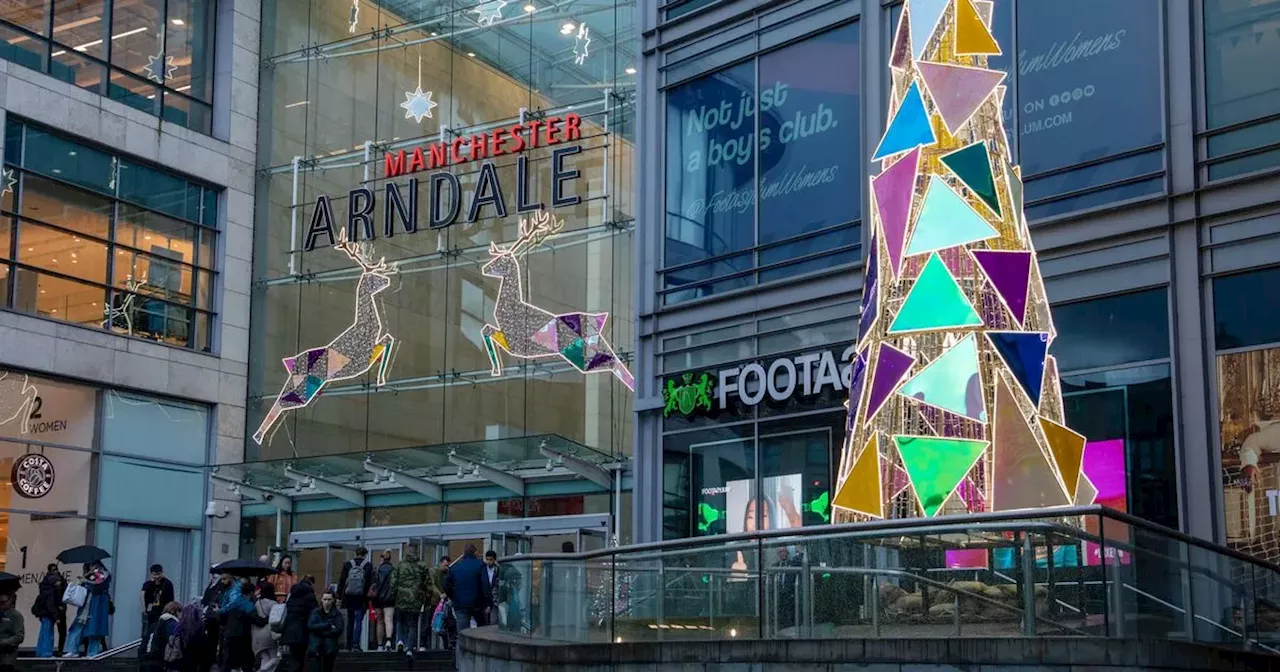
[[390, 552, 430, 652], [0, 591, 24, 672]]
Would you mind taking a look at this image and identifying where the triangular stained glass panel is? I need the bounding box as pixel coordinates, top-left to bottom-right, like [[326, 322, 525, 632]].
[[865, 343, 915, 424], [987, 331, 1049, 407], [872, 84, 935, 161], [1040, 417, 1087, 501], [562, 338, 586, 369], [894, 435, 988, 517], [898, 333, 986, 422], [888, 253, 983, 334], [835, 435, 883, 518], [845, 349, 868, 432], [991, 377, 1070, 512], [941, 141, 1001, 217], [905, 176, 1000, 257], [971, 250, 1032, 325], [917, 62, 1006, 135], [955, 0, 1001, 55], [974, 0, 994, 26], [871, 148, 920, 278], [890, 4, 911, 70], [909, 0, 949, 60]]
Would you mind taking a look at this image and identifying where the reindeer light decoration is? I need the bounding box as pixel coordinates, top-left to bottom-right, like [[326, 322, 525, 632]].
[[481, 211, 635, 390], [0, 372, 37, 433], [252, 232, 397, 445]]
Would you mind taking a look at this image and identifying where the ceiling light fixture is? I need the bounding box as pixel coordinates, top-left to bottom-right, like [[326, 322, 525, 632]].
[[171, 18, 184, 25], [523, 3, 535, 11], [560, 21, 575, 34], [284, 100, 309, 108], [467, 52, 475, 57], [625, 66, 636, 75]]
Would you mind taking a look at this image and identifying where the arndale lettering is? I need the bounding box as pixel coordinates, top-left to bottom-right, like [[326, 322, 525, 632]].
[[303, 114, 584, 252]]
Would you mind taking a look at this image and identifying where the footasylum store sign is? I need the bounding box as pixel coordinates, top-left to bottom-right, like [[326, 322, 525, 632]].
[[303, 113, 585, 251], [665, 345, 856, 416]]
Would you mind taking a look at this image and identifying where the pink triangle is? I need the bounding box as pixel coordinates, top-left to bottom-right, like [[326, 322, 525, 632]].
[[889, 5, 911, 70], [865, 343, 915, 424], [971, 250, 1032, 325], [917, 62, 1006, 134], [871, 148, 920, 279]]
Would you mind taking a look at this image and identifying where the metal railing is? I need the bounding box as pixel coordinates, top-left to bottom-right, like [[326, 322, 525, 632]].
[[495, 506, 1280, 653]]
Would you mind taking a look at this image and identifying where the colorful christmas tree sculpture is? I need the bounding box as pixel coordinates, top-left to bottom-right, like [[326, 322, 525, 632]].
[[833, 0, 1089, 522]]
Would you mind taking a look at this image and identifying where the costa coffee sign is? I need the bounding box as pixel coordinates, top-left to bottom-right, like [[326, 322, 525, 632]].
[[304, 113, 585, 251]]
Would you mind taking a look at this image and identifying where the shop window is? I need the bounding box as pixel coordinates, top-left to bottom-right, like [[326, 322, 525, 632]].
[[663, 23, 862, 306], [662, 424, 753, 539], [0, 0, 215, 132], [98, 456, 204, 527], [0, 371, 98, 448], [759, 413, 841, 528], [293, 509, 363, 532], [1205, 0, 1280, 179], [1214, 266, 1280, 350], [366, 504, 442, 527], [1050, 288, 1170, 372], [101, 390, 209, 465], [3, 119, 219, 350]]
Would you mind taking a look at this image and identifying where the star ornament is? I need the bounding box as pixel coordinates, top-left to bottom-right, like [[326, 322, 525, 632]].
[[143, 52, 177, 84], [400, 86, 438, 123], [470, 0, 506, 26], [1, 168, 15, 199], [573, 23, 591, 66]]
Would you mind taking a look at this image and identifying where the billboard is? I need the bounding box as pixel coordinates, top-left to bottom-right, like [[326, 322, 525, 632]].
[[1219, 347, 1280, 565]]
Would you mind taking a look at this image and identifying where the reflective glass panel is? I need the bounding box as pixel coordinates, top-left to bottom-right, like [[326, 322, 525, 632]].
[[1205, 0, 1280, 130], [1050, 288, 1170, 372], [1213, 266, 1280, 350]]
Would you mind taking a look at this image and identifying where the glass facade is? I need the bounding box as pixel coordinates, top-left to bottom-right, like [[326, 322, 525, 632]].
[[242, 0, 636, 560], [662, 22, 862, 305], [0, 368, 208, 647], [1, 118, 220, 350], [1204, 0, 1280, 179], [0, 0, 215, 132]]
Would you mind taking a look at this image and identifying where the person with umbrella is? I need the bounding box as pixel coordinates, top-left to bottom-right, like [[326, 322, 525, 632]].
[[34, 562, 66, 657], [63, 561, 111, 657], [217, 576, 263, 672], [0, 575, 25, 672]]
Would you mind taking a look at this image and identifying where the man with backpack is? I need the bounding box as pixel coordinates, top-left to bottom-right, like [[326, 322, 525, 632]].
[[371, 550, 395, 651], [336, 548, 372, 652], [389, 552, 430, 654]]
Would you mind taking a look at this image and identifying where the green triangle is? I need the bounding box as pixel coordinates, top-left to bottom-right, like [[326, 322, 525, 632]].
[[888, 253, 983, 334], [941, 141, 1001, 217], [894, 435, 988, 517], [562, 338, 586, 369]]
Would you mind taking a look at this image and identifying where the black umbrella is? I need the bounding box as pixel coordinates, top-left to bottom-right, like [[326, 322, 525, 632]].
[[57, 545, 110, 565], [0, 572, 20, 592], [210, 559, 277, 577]]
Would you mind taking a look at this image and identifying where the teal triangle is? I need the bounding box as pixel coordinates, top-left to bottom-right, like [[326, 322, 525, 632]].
[[987, 331, 1049, 408], [898, 333, 985, 422], [304, 375, 323, 397], [941, 142, 1001, 217], [905, 176, 1000, 257], [894, 435, 988, 517], [888, 253, 983, 334], [909, 0, 950, 60], [872, 82, 936, 161], [562, 338, 587, 369]]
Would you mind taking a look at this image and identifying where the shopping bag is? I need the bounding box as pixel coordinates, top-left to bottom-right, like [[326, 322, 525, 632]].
[[431, 600, 446, 633], [62, 583, 86, 608]]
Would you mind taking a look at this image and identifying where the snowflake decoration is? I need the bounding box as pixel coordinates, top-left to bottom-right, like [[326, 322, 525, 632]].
[[0, 168, 15, 199], [142, 52, 177, 84], [400, 86, 438, 123], [348, 0, 359, 33], [573, 23, 591, 66], [103, 278, 146, 334], [470, 0, 506, 26]]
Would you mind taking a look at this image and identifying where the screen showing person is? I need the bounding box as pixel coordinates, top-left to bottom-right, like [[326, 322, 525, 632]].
[[725, 475, 804, 574]]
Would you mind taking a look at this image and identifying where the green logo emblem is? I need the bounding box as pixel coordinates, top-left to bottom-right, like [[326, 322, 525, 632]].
[[663, 372, 715, 417], [697, 502, 724, 532], [805, 490, 830, 523]]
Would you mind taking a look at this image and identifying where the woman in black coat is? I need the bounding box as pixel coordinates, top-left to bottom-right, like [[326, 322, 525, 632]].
[[217, 578, 264, 672], [278, 577, 317, 672], [307, 590, 344, 672]]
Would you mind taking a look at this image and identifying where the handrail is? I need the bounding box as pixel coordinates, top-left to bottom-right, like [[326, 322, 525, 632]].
[[17, 637, 141, 662], [498, 506, 1280, 576]]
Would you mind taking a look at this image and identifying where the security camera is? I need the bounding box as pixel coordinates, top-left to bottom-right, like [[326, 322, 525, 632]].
[[262, 493, 274, 502], [205, 501, 230, 519]]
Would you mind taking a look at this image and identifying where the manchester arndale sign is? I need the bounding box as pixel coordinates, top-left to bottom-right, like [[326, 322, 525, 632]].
[[303, 113, 585, 251], [716, 345, 856, 410]]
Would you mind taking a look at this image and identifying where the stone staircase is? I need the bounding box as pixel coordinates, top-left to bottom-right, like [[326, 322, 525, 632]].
[[19, 650, 455, 672]]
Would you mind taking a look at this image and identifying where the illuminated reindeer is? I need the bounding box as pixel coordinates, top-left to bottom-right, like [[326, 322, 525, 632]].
[[0, 372, 37, 433], [481, 212, 635, 390], [252, 232, 397, 445]]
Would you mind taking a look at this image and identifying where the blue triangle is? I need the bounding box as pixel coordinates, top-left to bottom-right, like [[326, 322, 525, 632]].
[[987, 331, 1049, 408], [872, 82, 935, 161], [898, 334, 985, 422], [910, 0, 951, 60], [905, 176, 1000, 256]]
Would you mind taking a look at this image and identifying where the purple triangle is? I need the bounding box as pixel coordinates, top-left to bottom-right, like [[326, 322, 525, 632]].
[[871, 148, 919, 279], [889, 5, 910, 70], [846, 349, 868, 432], [859, 233, 879, 339], [305, 347, 326, 368], [866, 343, 915, 423], [283, 356, 297, 374], [917, 62, 1006, 134], [587, 352, 614, 371], [558, 314, 582, 334], [592, 313, 608, 332], [972, 250, 1032, 325], [282, 391, 305, 404]]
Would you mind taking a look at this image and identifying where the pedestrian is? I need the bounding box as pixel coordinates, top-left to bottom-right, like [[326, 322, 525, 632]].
[[176, 602, 211, 672], [142, 564, 176, 645], [278, 576, 316, 672], [389, 551, 426, 653], [430, 557, 451, 651], [267, 556, 296, 604], [251, 583, 280, 672], [139, 601, 182, 672], [371, 550, 395, 651], [306, 590, 343, 672], [34, 563, 66, 657], [443, 545, 488, 660], [217, 577, 262, 672], [0, 591, 23, 672], [483, 550, 500, 627], [335, 548, 372, 652], [200, 573, 233, 672], [64, 562, 110, 658]]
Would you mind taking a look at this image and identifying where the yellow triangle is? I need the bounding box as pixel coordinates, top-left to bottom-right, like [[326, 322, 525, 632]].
[[835, 435, 883, 518], [1039, 417, 1086, 499], [955, 0, 1001, 55]]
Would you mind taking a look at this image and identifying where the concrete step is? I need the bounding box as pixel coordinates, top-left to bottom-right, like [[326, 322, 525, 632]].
[[18, 650, 455, 672]]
